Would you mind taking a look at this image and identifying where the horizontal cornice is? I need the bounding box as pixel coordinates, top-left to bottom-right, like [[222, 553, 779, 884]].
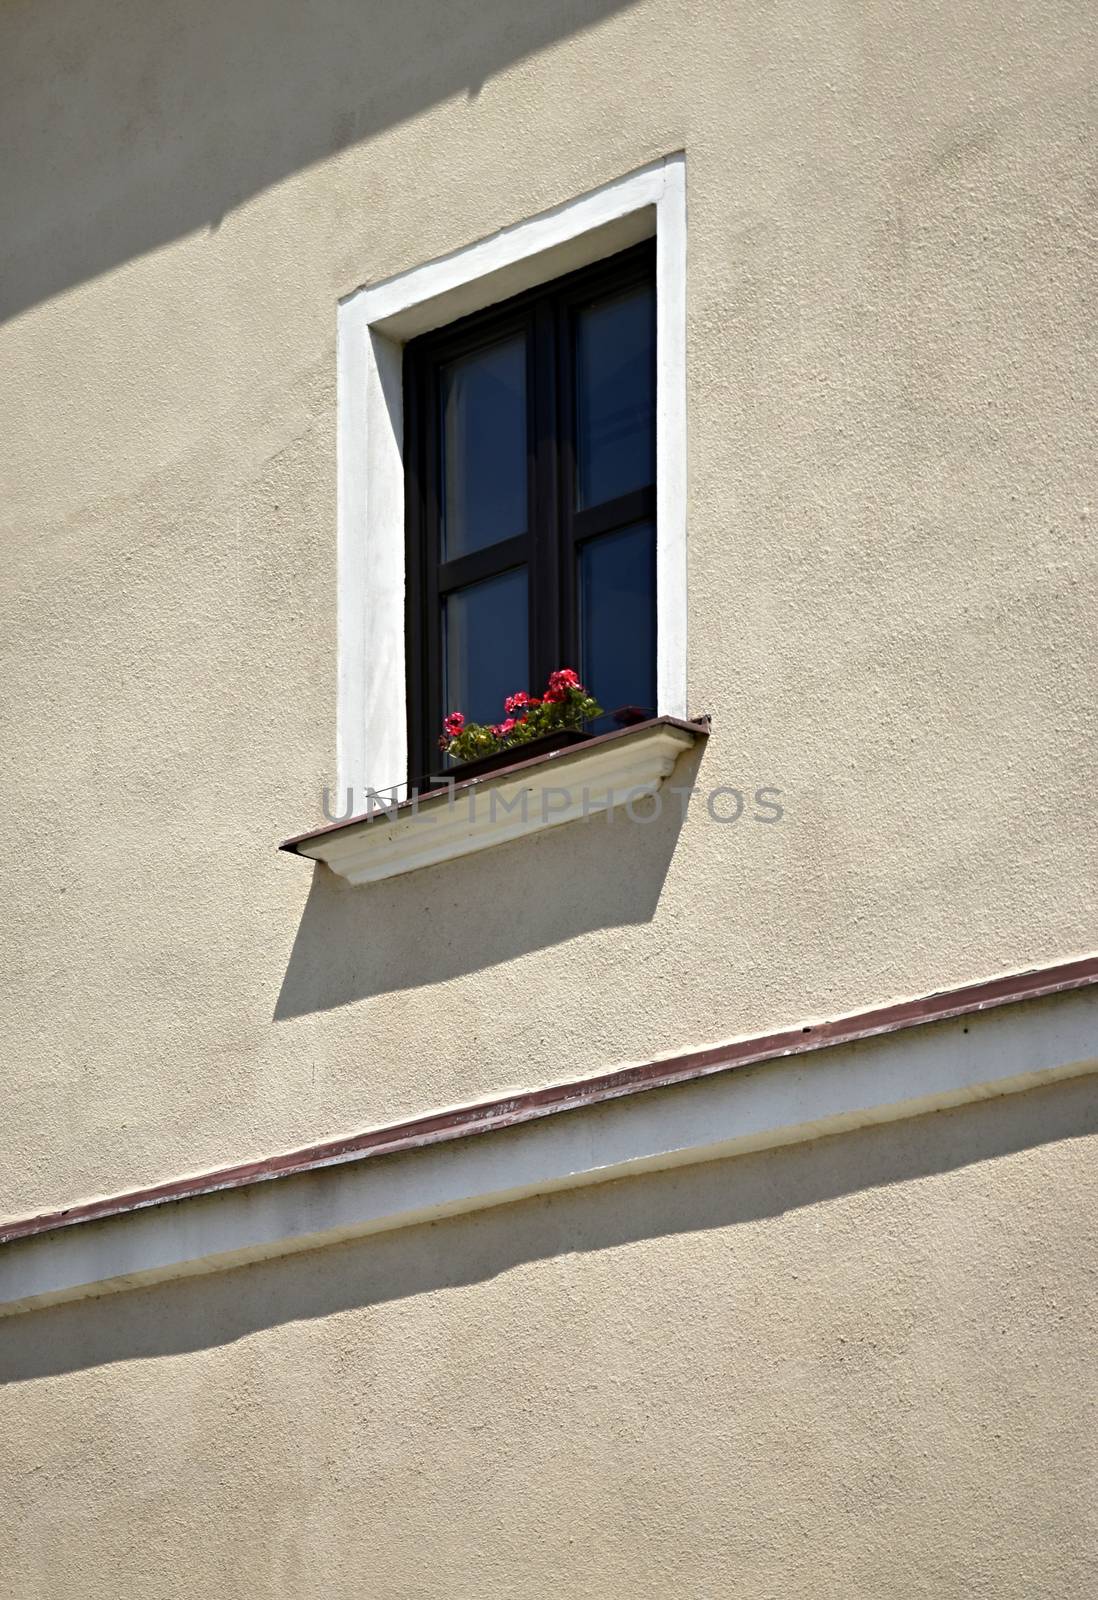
[[4, 953, 1096, 1249], [2, 957, 1096, 1317]]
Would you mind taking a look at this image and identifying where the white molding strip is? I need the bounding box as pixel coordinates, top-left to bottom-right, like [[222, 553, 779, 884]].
[[336, 154, 689, 796], [2, 984, 1094, 1318]]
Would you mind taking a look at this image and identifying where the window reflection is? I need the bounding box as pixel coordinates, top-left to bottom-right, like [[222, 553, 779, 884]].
[[579, 520, 656, 722], [444, 567, 529, 732], [575, 284, 655, 510], [441, 334, 527, 560]]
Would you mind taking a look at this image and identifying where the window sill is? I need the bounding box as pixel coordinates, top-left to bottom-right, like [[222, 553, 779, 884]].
[[281, 716, 708, 885]]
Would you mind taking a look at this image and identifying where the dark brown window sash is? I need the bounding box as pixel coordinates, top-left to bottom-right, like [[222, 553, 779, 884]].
[[403, 238, 656, 792]]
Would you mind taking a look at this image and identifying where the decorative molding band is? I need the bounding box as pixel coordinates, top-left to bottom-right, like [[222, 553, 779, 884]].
[[0, 979, 1094, 1319], [0, 956, 1096, 1318], [3, 954, 1096, 1248]]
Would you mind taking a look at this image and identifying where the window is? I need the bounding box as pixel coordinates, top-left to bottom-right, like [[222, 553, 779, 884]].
[[403, 242, 657, 788], [335, 155, 686, 801]]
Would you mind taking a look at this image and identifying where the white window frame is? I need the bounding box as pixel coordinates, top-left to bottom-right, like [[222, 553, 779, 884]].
[[336, 153, 687, 795]]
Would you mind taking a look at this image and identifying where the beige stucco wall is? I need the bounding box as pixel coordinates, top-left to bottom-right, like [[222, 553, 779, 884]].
[[2, 0, 1096, 1219], [1, 1080, 1095, 1597]]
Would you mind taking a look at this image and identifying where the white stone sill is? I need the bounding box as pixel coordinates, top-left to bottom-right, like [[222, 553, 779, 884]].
[[281, 716, 708, 885]]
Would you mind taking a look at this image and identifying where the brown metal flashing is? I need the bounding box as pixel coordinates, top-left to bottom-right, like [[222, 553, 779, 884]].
[[279, 714, 710, 853], [3, 952, 1096, 1247]]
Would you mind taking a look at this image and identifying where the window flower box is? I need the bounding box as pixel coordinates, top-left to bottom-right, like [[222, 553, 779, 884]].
[[432, 727, 592, 787], [430, 667, 602, 787]]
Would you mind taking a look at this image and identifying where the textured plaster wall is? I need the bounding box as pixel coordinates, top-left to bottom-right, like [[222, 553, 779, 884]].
[[2, 0, 1097, 1214], [1, 1082, 1096, 1597]]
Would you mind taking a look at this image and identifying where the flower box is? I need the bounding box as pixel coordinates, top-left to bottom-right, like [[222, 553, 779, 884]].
[[438, 667, 602, 771], [430, 727, 592, 787]]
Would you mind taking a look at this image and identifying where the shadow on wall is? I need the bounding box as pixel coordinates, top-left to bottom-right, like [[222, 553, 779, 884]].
[[2, 1074, 1095, 1384], [1, 0, 639, 323], [273, 745, 705, 1016]]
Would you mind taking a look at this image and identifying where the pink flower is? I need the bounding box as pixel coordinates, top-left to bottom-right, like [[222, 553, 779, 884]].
[[545, 668, 584, 702], [504, 691, 531, 714], [499, 717, 517, 734], [442, 711, 465, 738]]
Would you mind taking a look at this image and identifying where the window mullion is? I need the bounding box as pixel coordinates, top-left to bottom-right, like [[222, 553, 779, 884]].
[[572, 485, 656, 544], [437, 534, 530, 595]]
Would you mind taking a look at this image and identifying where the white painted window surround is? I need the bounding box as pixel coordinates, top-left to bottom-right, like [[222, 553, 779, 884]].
[[337, 154, 687, 796]]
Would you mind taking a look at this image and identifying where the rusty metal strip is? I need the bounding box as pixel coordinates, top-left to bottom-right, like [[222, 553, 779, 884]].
[[3, 952, 1096, 1246]]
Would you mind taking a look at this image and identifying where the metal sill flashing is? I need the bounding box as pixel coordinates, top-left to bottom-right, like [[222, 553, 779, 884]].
[[280, 715, 708, 885]]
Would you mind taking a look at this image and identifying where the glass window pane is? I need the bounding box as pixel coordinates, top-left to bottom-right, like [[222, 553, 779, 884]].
[[441, 333, 527, 560], [575, 282, 655, 510], [579, 521, 656, 721], [444, 566, 529, 732]]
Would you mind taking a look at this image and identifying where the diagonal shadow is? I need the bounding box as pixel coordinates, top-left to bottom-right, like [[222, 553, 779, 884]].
[[1, 0, 639, 324], [2, 1073, 1094, 1384], [274, 745, 704, 1016]]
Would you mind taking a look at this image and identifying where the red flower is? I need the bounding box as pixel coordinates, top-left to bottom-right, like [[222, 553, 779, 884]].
[[498, 717, 517, 734], [442, 711, 465, 738], [545, 668, 583, 701], [504, 691, 531, 714]]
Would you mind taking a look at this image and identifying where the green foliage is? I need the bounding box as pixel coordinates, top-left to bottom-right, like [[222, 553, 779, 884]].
[[440, 670, 602, 765]]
